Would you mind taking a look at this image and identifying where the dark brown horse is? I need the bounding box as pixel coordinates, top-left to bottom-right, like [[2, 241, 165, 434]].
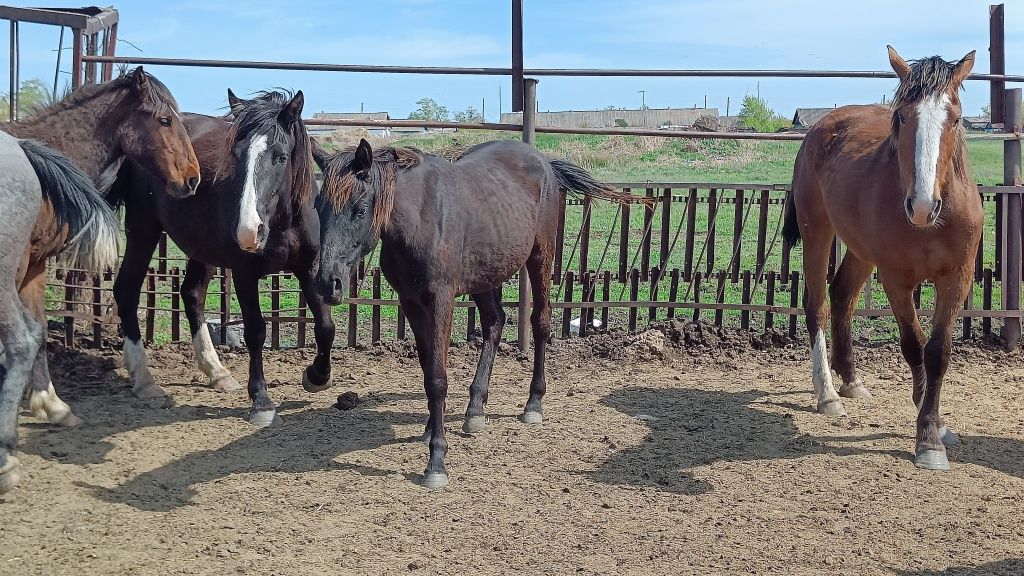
[[2, 68, 200, 424], [312, 139, 633, 488], [784, 47, 982, 470], [114, 89, 332, 427]]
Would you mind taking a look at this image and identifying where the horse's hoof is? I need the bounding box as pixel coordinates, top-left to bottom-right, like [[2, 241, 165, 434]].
[[249, 410, 280, 428], [463, 416, 486, 434], [57, 411, 84, 428], [914, 448, 950, 471], [817, 399, 847, 417], [210, 375, 242, 393], [839, 383, 873, 399], [939, 426, 961, 447], [521, 411, 544, 425], [133, 384, 168, 399], [0, 455, 22, 495], [421, 471, 449, 490], [301, 367, 334, 393]]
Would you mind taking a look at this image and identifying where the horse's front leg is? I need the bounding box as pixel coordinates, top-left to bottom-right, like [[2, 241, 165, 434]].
[[232, 271, 278, 427], [914, 271, 972, 470], [181, 259, 241, 392], [296, 271, 335, 393]]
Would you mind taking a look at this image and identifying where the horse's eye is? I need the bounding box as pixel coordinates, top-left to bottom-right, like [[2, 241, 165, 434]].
[[896, 112, 905, 124], [275, 153, 288, 165], [159, 117, 171, 127], [356, 207, 367, 218]]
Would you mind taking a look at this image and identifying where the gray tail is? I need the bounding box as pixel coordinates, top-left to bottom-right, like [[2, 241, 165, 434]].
[[548, 159, 636, 204], [19, 139, 120, 272], [782, 190, 801, 247]]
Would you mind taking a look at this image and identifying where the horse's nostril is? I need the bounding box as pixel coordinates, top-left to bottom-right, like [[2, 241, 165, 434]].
[[257, 223, 265, 238], [332, 277, 344, 296], [904, 197, 914, 218], [931, 198, 943, 220], [187, 176, 199, 191]]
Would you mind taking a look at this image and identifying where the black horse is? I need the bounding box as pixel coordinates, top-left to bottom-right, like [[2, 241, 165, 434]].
[[312, 138, 632, 488], [112, 90, 335, 426]]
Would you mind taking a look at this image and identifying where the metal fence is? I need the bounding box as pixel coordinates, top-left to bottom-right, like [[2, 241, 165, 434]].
[[5, 2, 1021, 349]]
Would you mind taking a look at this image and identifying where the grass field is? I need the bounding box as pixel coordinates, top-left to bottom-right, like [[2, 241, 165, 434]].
[[51, 132, 1019, 346]]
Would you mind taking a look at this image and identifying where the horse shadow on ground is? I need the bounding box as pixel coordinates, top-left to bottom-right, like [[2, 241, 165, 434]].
[[592, 386, 1024, 494], [893, 559, 1024, 575]]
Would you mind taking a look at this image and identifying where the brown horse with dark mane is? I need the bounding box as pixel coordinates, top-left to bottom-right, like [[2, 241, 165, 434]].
[[312, 138, 635, 488], [2, 67, 200, 425], [784, 47, 982, 470]]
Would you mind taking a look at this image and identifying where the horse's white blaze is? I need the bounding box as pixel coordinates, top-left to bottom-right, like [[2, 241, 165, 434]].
[[911, 93, 951, 225], [811, 330, 833, 396], [29, 381, 72, 423], [237, 134, 268, 250], [192, 324, 231, 380]]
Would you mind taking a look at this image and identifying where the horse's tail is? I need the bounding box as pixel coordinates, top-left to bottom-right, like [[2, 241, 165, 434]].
[[548, 159, 639, 205], [782, 189, 801, 247], [18, 139, 120, 272]]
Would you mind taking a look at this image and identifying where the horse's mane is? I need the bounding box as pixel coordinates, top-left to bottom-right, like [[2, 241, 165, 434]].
[[23, 67, 179, 122], [320, 145, 424, 232], [890, 55, 969, 180], [221, 90, 314, 207]]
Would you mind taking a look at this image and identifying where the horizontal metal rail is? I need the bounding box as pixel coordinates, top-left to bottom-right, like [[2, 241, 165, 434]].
[[80, 55, 1024, 83]]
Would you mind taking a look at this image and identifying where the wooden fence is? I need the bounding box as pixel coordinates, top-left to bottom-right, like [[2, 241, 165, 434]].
[[46, 182, 1023, 350]]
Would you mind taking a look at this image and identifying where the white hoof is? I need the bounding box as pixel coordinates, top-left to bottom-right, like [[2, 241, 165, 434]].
[[0, 455, 22, 495], [29, 382, 75, 424], [817, 399, 847, 417], [422, 471, 449, 490], [914, 448, 950, 471], [249, 410, 280, 428], [521, 411, 544, 425], [210, 374, 242, 392], [463, 416, 486, 434]]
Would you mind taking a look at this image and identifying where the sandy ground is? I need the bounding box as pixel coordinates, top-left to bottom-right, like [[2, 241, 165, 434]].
[[1, 322, 1023, 576]]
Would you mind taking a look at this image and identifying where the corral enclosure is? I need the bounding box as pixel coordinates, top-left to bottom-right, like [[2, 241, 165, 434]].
[[3, 2, 1024, 575]]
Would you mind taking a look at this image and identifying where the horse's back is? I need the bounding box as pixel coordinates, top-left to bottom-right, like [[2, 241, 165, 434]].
[[0, 132, 42, 275]]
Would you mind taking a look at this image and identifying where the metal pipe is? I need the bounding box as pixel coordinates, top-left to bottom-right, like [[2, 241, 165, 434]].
[[9, 20, 15, 121], [53, 26, 64, 99], [77, 55, 1024, 83], [1002, 87, 1022, 350], [511, 0, 523, 112], [991, 4, 1006, 126], [518, 78, 538, 352]]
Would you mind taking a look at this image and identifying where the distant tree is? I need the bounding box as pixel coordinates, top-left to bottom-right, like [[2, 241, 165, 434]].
[[738, 95, 790, 133], [408, 98, 450, 122], [605, 105, 617, 110], [614, 118, 628, 127], [0, 78, 54, 121], [982, 103, 991, 117], [453, 106, 483, 123]]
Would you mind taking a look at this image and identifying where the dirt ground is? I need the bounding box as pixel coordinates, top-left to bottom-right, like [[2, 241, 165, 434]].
[[2, 322, 1023, 576]]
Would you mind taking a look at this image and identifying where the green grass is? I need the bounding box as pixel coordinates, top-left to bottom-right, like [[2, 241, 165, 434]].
[[48, 132, 1020, 346]]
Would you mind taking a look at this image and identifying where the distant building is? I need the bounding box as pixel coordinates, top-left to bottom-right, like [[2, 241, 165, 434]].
[[791, 108, 836, 130], [500, 107, 719, 130], [963, 116, 992, 131]]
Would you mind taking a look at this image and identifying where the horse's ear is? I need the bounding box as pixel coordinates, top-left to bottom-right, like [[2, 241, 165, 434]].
[[952, 50, 976, 87], [353, 138, 373, 178], [887, 45, 911, 82], [227, 89, 246, 116], [279, 90, 304, 127], [131, 66, 150, 98]]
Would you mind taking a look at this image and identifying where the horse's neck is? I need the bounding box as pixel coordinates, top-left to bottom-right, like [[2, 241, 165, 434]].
[[9, 92, 124, 181]]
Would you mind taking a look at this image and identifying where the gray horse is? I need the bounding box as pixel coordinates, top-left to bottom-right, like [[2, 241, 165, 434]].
[[0, 130, 119, 495]]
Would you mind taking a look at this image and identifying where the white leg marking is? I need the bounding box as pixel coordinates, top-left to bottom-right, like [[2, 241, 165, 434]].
[[193, 324, 232, 380], [236, 134, 268, 249], [123, 339, 164, 397], [911, 93, 951, 226], [29, 381, 72, 423], [811, 330, 843, 414]]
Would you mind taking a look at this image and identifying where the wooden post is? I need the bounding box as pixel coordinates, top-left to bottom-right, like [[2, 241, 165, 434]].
[[271, 274, 281, 348], [101, 22, 117, 82], [347, 274, 358, 347], [171, 269, 181, 342], [518, 78, 537, 352], [71, 28, 82, 88], [619, 199, 631, 281], [789, 271, 800, 337], [146, 271, 156, 343], [580, 196, 592, 275], [553, 189, 566, 282], [92, 273, 102, 347], [641, 188, 654, 278], [601, 270, 611, 331], [706, 188, 718, 275], [659, 187, 671, 271], [732, 189, 744, 282], [990, 4, 1005, 129], [371, 269, 381, 343], [628, 268, 639, 332], [562, 271, 574, 338], [668, 268, 680, 320], [1001, 87, 1022, 350]]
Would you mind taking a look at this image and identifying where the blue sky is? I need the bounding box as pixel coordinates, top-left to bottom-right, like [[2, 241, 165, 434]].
[[3, 0, 1021, 120]]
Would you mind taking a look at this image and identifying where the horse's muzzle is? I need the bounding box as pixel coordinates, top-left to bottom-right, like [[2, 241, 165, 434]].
[[905, 196, 942, 228]]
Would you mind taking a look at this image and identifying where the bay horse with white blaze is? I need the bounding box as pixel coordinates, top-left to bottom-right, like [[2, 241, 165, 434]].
[[118, 89, 332, 427], [0, 131, 119, 494], [313, 139, 634, 488], [784, 47, 982, 470], [2, 67, 200, 424]]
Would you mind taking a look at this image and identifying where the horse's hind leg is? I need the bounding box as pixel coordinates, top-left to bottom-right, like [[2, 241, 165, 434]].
[[523, 246, 553, 424], [21, 269, 82, 427], [829, 250, 874, 400], [0, 292, 44, 494], [464, 288, 505, 434], [799, 217, 844, 416], [182, 259, 240, 392]]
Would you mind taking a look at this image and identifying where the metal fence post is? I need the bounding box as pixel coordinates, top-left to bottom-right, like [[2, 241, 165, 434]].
[[518, 78, 538, 352], [1001, 87, 1022, 350]]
